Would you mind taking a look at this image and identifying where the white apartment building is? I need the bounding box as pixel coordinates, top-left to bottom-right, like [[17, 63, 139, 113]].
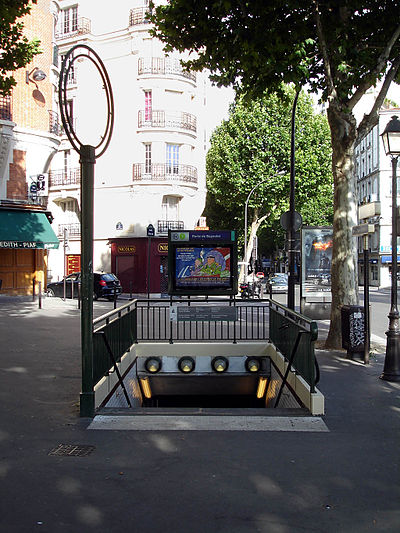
[[354, 107, 400, 288], [48, 0, 217, 293]]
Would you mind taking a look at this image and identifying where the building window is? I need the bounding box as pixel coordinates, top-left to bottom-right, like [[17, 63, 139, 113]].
[[166, 144, 179, 174], [144, 90, 152, 121], [371, 265, 378, 281], [64, 150, 70, 173], [62, 199, 79, 222], [144, 144, 151, 174], [62, 5, 78, 35], [162, 195, 179, 221]]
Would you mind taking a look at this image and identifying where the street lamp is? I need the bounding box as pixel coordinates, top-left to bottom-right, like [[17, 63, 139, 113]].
[[243, 173, 285, 280], [380, 115, 400, 382]]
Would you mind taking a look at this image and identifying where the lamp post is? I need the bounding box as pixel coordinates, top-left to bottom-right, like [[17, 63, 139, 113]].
[[380, 115, 400, 382], [287, 88, 300, 310]]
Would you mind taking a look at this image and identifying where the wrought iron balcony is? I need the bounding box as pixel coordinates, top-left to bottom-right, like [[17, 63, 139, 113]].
[[157, 220, 184, 235], [138, 57, 196, 82], [55, 17, 91, 40], [0, 94, 12, 121], [49, 110, 61, 135], [133, 163, 198, 184], [57, 223, 81, 238], [129, 7, 151, 26], [49, 168, 81, 187], [138, 110, 196, 132]]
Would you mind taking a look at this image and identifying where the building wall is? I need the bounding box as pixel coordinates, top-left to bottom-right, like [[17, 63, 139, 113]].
[[0, 0, 60, 295], [47, 0, 212, 286], [355, 107, 400, 288]]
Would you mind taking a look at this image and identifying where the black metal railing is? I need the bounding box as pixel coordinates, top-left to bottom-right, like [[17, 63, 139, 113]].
[[90, 298, 319, 399], [49, 168, 81, 187], [133, 163, 198, 184], [269, 299, 318, 392], [93, 301, 138, 384], [138, 57, 196, 82], [129, 7, 151, 26], [0, 94, 12, 121], [157, 220, 184, 234], [138, 110, 196, 132]]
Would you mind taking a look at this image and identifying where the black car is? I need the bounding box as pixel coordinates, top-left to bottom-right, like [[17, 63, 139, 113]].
[[46, 272, 122, 301]]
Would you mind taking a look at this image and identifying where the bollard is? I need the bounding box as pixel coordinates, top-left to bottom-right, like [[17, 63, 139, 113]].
[[113, 287, 117, 309], [32, 278, 36, 301], [129, 281, 133, 300], [77, 282, 81, 309], [38, 281, 42, 309]]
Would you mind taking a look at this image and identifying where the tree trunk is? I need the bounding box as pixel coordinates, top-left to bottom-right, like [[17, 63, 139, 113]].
[[325, 104, 359, 349], [239, 212, 268, 283]]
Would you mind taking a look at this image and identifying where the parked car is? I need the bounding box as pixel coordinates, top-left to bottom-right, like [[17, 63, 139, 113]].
[[268, 274, 288, 293], [46, 272, 122, 301]]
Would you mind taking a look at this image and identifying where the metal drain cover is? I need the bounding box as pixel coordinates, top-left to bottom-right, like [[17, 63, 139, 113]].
[[48, 444, 95, 457]]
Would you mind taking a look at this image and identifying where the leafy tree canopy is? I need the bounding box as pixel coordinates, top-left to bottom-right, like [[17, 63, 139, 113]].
[[0, 0, 41, 95], [151, 1, 400, 111], [204, 88, 333, 254]]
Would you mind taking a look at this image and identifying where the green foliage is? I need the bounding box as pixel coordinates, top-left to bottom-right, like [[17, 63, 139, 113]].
[[150, 1, 400, 105], [0, 0, 41, 95], [204, 88, 333, 253]]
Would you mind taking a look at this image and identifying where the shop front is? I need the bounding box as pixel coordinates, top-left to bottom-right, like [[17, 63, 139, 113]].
[[0, 208, 59, 295], [110, 237, 168, 295]]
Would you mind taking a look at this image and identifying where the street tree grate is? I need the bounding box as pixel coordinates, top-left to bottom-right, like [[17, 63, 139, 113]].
[[48, 444, 95, 457]]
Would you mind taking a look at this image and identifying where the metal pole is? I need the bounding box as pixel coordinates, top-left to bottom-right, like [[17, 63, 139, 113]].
[[363, 235, 370, 365], [63, 228, 67, 301], [287, 88, 300, 310], [381, 155, 400, 381], [80, 145, 96, 416], [147, 236, 151, 302]]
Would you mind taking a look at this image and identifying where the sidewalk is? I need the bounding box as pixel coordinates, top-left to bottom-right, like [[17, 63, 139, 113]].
[[0, 296, 399, 532]]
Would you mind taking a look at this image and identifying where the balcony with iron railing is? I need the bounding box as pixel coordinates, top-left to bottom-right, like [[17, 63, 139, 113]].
[[133, 163, 198, 185], [157, 220, 184, 235], [55, 17, 91, 40], [49, 110, 61, 136], [49, 168, 81, 188], [57, 223, 81, 238], [138, 57, 196, 83], [0, 94, 12, 121], [138, 110, 197, 133], [129, 7, 151, 26]]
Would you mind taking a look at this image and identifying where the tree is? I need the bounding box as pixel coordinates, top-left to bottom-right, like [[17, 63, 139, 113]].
[[0, 0, 41, 96], [151, 1, 400, 348], [204, 88, 333, 279]]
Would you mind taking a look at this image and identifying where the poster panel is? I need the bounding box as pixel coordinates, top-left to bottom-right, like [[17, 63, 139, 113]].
[[168, 230, 237, 296], [175, 246, 231, 290], [301, 226, 333, 294]]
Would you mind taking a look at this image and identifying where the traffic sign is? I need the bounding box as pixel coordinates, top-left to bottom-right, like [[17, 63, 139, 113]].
[[352, 224, 375, 236], [280, 210, 302, 231], [147, 224, 155, 237]]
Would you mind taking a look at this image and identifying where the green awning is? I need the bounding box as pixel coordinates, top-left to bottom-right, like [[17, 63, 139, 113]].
[[0, 209, 59, 250]]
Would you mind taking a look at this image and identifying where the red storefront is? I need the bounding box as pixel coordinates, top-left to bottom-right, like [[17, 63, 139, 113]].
[[109, 237, 168, 294]]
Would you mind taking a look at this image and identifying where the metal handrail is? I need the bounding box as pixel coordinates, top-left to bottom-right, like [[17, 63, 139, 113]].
[[269, 299, 318, 391]]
